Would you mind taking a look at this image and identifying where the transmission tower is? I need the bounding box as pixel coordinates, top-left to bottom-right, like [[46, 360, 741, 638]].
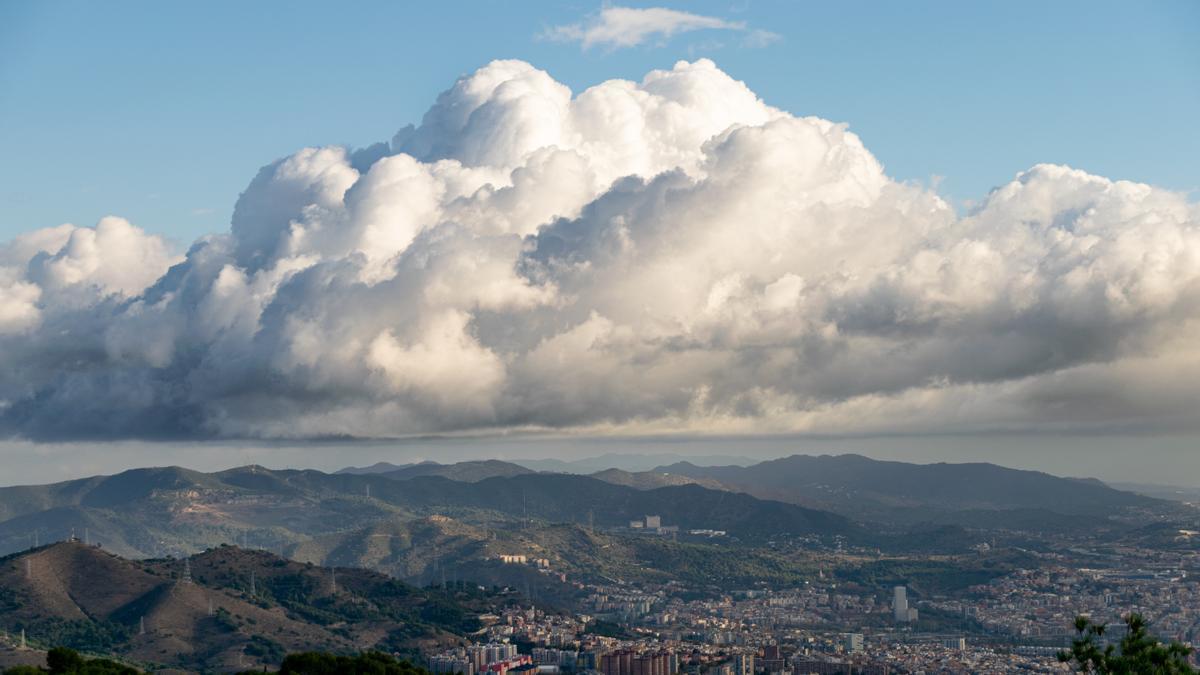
[[182, 557, 193, 584]]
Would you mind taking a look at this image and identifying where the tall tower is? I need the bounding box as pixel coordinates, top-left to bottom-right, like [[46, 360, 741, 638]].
[[733, 653, 754, 675], [893, 586, 909, 622]]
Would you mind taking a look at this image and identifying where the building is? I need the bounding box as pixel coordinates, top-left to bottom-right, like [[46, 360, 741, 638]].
[[943, 637, 966, 651], [645, 515, 662, 529], [533, 648, 578, 669], [760, 644, 784, 673], [600, 650, 674, 675], [430, 643, 527, 675], [892, 586, 909, 622], [733, 653, 754, 675], [842, 633, 864, 654], [791, 659, 888, 675]]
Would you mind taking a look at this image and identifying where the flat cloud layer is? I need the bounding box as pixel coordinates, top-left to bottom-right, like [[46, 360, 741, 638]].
[[1, 59, 1198, 441], [543, 6, 762, 50]]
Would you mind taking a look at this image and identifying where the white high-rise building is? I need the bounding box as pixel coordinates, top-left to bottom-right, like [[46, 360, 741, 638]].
[[893, 586, 909, 622], [842, 633, 864, 654]]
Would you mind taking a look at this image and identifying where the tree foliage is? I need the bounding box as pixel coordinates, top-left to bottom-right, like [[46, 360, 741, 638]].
[[2, 647, 139, 675], [1058, 613, 1196, 674], [277, 651, 428, 675]]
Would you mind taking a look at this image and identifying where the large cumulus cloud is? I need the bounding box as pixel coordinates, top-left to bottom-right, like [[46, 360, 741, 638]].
[[1, 59, 1198, 441]]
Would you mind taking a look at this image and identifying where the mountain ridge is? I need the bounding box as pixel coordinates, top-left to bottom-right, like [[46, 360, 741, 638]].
[[653, 453, 1168, 525]]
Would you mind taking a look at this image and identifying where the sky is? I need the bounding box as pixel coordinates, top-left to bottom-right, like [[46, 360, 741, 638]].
[[1, 1, 1199, 486], [2, 0, 1196, 244]]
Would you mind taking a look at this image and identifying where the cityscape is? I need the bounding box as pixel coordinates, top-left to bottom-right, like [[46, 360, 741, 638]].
[[1, 454, 1198, 673]]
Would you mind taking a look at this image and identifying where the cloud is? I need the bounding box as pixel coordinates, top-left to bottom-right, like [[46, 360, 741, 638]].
[[0, 59, 1198, 442], [543, 6, 769, 50], [0, 217, 180, 335]]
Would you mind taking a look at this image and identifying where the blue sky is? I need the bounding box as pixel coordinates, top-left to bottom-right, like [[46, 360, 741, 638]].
[[1, 0, 1196, 245]]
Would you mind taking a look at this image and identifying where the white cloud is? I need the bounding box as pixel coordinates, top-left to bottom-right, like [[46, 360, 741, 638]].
[[544, 6, 764, 50], [0, 217, 180, 335], [0, 59, 1197, 442]]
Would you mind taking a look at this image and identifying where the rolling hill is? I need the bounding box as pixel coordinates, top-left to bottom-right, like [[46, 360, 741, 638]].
[[0, 540, 501, 671], [379, 460, 534, 482], [655, 454, 1174, 526], [0, 465, 856, 559], [336, 460, 534, 482], [285, 514, 826, 596], [588, 468, 724, 491]]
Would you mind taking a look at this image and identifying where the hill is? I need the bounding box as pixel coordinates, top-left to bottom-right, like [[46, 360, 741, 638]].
[[335, 462, 411, 475], [655, 454, 1173, 527], [511, 453, 753, 474], [588, 468, 724, 491], [387, 473, 856, 541], [379, 460, 534, 482], [285, 515, 825, 596], [0, 541, 503, 671], [0, 466, 855, 559]]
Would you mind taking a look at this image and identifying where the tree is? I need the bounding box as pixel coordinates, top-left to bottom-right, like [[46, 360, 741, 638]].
[[1058, 613, 1196, 674], [1, 647, 140, 675], [277, 651, 427, 675]]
